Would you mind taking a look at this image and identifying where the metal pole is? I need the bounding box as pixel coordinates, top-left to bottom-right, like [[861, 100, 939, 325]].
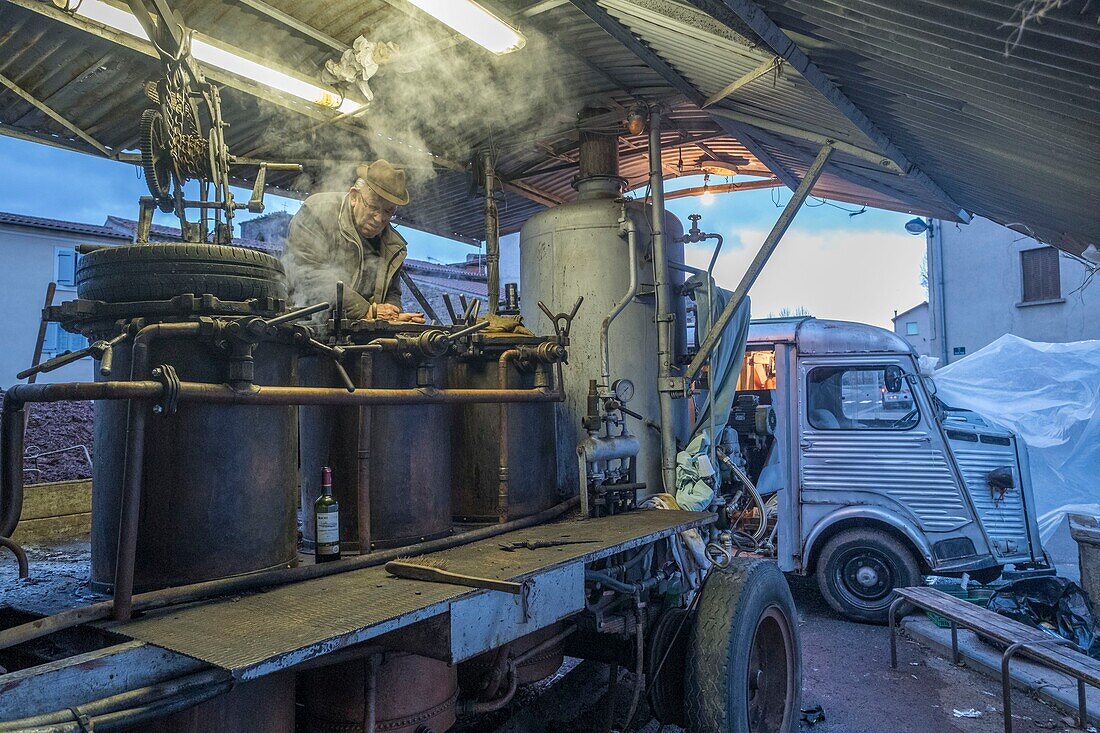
[[648, 110, 679, 494], [684, 144, 833, 384], [484, 150, 500, 316]]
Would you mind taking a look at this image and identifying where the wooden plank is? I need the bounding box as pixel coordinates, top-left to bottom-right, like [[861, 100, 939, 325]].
[[11, 513, 91, 543], [20, 479, 92, 520], [898, 587, 1100, 684]]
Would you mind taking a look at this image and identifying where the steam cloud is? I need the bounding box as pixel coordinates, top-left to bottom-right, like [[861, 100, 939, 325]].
[[269, 17, 582, 309]]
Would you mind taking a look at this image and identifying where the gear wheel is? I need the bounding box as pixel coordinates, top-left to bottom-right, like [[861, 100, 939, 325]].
[[140, 108, 174, 212]]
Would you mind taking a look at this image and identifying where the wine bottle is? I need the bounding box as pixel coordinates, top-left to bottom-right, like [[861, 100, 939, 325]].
[[314, 466, 340, 563]]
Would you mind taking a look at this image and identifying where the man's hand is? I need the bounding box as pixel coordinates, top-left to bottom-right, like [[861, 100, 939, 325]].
[[372, 303, 425, 324], [373, 303, 401, 320]]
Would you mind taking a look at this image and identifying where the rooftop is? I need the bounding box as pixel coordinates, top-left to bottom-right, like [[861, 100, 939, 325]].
[[0, 0, 1093, 253]]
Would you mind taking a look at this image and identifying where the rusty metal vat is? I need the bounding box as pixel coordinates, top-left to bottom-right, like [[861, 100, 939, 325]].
[[89, 333, 299, 592], [300, 323, 453, 552], [448, 334, 561, 523], [302, 653, 458, 733]]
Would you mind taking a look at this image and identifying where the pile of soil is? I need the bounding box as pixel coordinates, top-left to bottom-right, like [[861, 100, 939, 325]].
[[0, 391, 93, 483]]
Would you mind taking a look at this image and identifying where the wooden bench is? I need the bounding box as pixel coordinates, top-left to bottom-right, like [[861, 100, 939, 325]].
[[889, 586, 1100, 733]]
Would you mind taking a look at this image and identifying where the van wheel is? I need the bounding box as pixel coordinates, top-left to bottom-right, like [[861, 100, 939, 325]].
[[816, 528, 921, 624], [685, 559, 801, 733]]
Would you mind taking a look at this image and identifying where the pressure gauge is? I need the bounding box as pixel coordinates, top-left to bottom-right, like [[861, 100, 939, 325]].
[[612, 378, 635, 404]]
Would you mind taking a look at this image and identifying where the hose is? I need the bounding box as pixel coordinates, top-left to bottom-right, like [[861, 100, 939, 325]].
[[620, 610, 645, 731], [724, 458, 769, 543], [0, 496, 580, 651]]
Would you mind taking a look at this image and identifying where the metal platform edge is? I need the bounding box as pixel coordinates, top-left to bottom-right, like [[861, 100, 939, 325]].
[[114, 509, 715, 681]]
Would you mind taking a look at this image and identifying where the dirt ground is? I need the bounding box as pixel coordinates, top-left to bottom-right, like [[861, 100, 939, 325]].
[[0, 392, 93, 483]]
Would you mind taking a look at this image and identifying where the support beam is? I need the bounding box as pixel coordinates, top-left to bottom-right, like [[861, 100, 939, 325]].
[[8, 0, 332, 122], [685, 0, 971, 222], [566, 0, 801, 190], [710, 108, 903, 173], [501, 180, 565, 208], [663, 177, 782, 201], [684, 144, 833, 384], [238, 0, 348, 52], [0, 71, 113, 157], [702, 55, 781, 108]]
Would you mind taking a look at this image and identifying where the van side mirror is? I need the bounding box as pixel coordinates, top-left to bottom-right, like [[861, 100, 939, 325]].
[[883, 365, 904, 393]]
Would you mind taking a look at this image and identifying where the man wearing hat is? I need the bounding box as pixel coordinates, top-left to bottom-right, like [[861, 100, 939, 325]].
[[284, 160, 424, 323]]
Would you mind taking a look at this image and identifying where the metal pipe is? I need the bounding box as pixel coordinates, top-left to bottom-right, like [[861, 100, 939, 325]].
[[497, 349, 521, 523], [461, 663, 518, 715], [648, 109, 678, 494], [0, 535, 28, 578], [114, 322, 203, 622], [0, 403, 26, 538], [484, 150, 500, 315], [599, 211, 638, 390], [356, 353, 373, 554], [684, 144, 834, 384], [0, 668, 231, 730], [0, 496, 580, 650]]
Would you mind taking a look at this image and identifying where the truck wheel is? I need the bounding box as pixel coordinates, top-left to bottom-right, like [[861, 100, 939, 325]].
[[685, 559, 800, 733], [75, 243, 287, 303], [816, 528, 921, 624]]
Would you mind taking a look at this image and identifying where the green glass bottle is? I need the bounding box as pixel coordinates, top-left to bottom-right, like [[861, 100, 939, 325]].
[[314, 466, 340, 563]]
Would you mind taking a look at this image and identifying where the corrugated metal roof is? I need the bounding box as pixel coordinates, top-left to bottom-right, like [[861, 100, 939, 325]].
[[0, 0, 1095, 253]]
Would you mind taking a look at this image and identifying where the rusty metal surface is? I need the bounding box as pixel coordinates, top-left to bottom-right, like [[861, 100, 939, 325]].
[[106, 509, 713, 678]]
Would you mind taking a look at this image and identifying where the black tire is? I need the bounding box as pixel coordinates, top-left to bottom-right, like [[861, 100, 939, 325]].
[[816, 528, 921, 624], [75, 243, 287, 303], [685, 559, 801, 733]]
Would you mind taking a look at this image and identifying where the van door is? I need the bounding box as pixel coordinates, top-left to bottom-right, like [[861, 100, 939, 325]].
[[798, 360, 981, 559]]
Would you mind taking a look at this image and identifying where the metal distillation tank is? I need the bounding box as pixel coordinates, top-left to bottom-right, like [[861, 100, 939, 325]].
[[519, 126, 688, 497]]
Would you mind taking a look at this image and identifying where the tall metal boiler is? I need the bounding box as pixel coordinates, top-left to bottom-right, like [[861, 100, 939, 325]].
[[519, 128, 688, 497]]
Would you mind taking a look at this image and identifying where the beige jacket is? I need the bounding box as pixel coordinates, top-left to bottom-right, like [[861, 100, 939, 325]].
[[285, 191, 407, 309]]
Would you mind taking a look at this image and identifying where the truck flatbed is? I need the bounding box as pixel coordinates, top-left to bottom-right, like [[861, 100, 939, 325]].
[[1, 509, 713, 720]]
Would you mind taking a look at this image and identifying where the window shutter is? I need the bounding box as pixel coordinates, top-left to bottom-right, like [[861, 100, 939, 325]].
[[1021, 247, 1060, 302], [43, 323, 61, 353], [56, 249, 77, 287]]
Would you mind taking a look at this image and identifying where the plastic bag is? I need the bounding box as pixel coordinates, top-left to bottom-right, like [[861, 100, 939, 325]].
[[986, 576, 1100, 658], [932, 335, 1100, 541]]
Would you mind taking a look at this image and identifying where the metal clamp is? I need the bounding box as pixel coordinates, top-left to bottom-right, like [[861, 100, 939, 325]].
[[538, 297, 583, 340], [151, 364, 181, 416]]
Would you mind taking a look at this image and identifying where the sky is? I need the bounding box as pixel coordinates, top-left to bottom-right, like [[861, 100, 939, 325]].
[[0, 135, 928, 328]]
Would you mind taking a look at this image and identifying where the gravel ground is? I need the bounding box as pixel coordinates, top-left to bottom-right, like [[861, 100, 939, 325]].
[[0, 392, 93, 483]]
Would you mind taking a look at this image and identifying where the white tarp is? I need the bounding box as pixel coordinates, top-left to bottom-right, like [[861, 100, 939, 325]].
[[933, 335, 1100, 542]]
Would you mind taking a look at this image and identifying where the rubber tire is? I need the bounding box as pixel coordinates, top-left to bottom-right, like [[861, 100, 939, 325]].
[[75, 243, 287, 303], [816, 528, 921, 625], [685, 559, 801, 733]]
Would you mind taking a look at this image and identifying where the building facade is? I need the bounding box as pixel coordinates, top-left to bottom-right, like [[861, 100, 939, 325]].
[[927, 216, 1100, 365], [891, 301, 931, 357]]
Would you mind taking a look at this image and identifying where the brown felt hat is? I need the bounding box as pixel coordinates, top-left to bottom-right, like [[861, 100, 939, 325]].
[[355, 159, 410, 207]]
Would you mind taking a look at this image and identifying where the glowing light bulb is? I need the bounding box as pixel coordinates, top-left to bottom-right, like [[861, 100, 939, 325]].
[[405, 0, 526, 55]]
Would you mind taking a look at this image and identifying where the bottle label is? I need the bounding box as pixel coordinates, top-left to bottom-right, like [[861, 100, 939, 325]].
[[316, 509, 340, 548]]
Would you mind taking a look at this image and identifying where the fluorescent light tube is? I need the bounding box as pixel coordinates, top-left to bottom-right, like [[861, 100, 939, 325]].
[[72, 0, 362, 114], [405, 0, 526, 55]]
